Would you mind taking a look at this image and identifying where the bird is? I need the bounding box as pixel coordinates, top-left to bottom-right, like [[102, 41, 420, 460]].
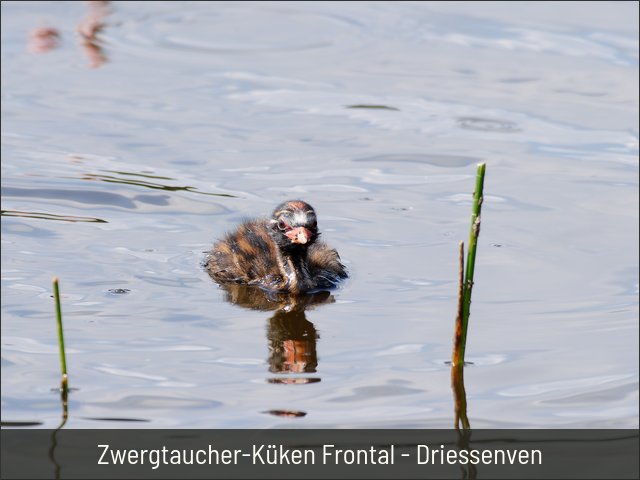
[[205, 200, 347, 294]]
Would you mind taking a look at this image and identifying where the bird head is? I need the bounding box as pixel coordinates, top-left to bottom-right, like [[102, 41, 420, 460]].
[[269, 200, 319, 253]]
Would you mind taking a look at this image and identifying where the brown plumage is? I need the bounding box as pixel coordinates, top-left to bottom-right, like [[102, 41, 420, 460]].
[[205, 200, 348, 294]]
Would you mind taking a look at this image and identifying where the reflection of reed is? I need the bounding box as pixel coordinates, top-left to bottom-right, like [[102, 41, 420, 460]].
[[48, 388, 69, 480], [451, 364, 470, 430], [451, 364, 476, 479], [79, 171, 236, 197], [1, 210, 107, 223], [346, 104, 400, 111]]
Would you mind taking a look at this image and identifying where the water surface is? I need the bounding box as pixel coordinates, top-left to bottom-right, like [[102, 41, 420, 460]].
[[1, 1, 638, 428]]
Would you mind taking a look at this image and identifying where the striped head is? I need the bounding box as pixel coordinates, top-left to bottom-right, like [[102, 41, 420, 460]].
[[269, 200, 319, 253]]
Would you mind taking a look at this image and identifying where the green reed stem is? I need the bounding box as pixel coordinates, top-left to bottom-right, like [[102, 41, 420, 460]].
[[455, 163, 486, 366], [52, 277, 68, 393]]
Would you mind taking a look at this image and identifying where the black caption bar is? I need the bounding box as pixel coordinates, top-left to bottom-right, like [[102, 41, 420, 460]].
[[1, 429, 638, 479]]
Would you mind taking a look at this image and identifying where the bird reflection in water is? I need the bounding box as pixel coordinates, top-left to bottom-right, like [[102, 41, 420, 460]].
[[215, 283, 335, 381], [28, 1, 110, 68], [77, 1, 110, 68], [267, 304, 319, 376]]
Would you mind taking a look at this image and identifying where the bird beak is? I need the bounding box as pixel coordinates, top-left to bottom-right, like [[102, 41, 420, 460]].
[[285, 227, 312, 244]]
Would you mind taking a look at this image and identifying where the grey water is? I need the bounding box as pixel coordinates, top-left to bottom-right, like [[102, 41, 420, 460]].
[[1, 1, 638, 428]]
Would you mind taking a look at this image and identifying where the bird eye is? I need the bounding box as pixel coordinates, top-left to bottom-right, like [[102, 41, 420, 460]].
[[277, 220, 287, 230]]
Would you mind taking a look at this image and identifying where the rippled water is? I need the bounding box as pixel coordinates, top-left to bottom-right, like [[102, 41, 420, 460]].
[[1, 1, 638, 428]]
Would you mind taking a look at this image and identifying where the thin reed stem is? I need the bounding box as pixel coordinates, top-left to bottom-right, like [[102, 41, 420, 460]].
[[452, 241, 465, 366], [458, 163, 486, 365], [52, 277, 68, 393]]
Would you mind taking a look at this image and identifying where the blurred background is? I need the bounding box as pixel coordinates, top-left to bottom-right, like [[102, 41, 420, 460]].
[[1, 1, 638, 428]]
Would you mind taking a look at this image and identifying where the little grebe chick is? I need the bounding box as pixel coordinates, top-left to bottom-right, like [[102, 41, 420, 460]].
[[205, 200, 347, 294]]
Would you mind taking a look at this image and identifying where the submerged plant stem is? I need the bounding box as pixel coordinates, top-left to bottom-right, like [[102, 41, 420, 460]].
[[451, 364, 471, 430]]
